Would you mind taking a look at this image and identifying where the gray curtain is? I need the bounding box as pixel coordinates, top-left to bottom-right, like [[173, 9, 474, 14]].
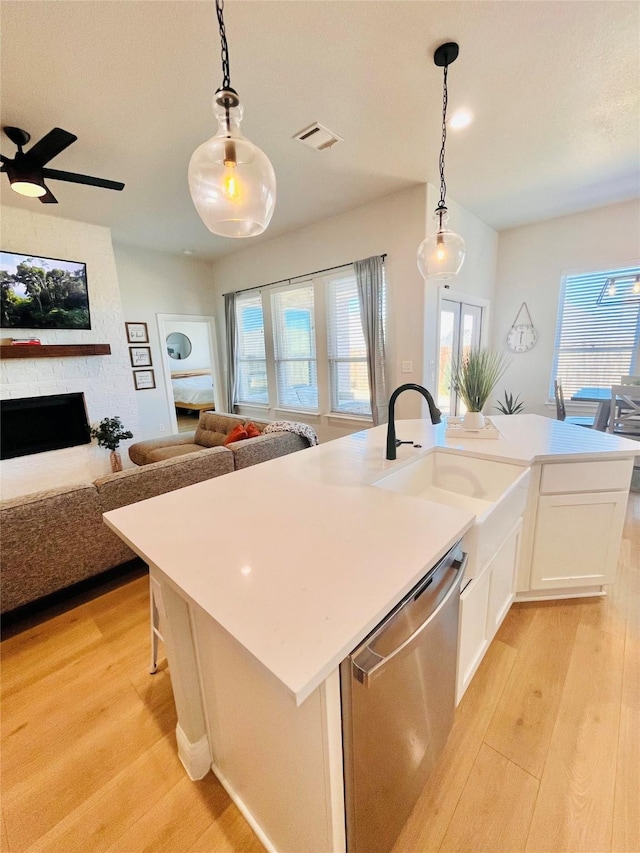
[[355, 256, 388, 425], [224, 292, 237, 413]]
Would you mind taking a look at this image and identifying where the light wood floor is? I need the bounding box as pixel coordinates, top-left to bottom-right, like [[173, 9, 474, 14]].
[[1, 495, 638, 853]]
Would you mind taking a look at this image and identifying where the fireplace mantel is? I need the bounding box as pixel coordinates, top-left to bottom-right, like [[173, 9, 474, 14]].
[[0, 344, 111, 359]]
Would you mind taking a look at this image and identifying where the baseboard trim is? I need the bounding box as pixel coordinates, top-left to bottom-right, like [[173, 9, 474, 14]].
[[175, 725, 211, 781], [210, 759, 278, 853]]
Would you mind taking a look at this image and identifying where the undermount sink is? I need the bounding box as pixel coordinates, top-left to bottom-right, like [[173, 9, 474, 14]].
[[373, 451, 530, 579]]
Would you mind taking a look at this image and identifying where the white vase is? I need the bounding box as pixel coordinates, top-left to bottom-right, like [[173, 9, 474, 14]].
[[463, 411, 486, 430]]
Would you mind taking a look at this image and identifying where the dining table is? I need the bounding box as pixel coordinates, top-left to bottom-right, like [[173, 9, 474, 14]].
[[570, 387, 612, 431]]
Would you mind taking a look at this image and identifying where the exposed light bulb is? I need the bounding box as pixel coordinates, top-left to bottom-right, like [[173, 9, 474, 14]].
[[633, 277, 640, 294], [189, 90, 276, 238], [418, 208, 465, 280], [607, 283, 616, 297]]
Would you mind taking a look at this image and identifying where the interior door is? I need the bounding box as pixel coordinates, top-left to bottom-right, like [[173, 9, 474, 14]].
[[438, 299, 483, 416]]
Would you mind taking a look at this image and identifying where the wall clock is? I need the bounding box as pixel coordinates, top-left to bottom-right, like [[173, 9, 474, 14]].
[[507, 302, 538, 353]]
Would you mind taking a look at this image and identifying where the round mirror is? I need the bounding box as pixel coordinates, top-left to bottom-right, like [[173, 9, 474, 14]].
[[166, 332, 192, 360]]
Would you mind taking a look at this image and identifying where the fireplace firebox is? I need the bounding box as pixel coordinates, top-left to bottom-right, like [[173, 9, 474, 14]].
[[1, 393, 91, 460]]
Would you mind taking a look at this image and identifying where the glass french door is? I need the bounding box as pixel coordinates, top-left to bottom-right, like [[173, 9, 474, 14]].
[[438, 299, 483, 416]]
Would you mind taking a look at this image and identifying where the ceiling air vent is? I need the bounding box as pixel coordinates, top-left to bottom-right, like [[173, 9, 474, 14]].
[[294, 123, 344, 151]]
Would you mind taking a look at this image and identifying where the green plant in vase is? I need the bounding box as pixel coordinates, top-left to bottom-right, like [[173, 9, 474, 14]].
[[90, 416, 133, 473], [453, 348, 510, 429]]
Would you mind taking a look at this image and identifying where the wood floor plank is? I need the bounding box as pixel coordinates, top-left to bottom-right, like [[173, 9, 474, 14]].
[[494, 601, 537, 650], [612, 509, 640, 853], [187, 804, 265, 853], [104, 774, 233, 853], [525, 622, 625, 853], [484, 601, 582, 779], [28, 733, 186, 853], [392, 639, 517, 852], [439, 742, 539, 853]]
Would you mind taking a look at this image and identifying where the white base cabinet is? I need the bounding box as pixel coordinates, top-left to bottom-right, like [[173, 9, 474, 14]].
[[518, 459, 633, 597], [456, 519, 522, 704]]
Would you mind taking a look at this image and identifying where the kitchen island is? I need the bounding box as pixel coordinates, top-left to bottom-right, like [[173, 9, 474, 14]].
[[104, 414, 638, 853]]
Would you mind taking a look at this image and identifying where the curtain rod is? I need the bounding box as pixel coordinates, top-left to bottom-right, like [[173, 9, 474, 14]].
[[222, 253, 387, 297]]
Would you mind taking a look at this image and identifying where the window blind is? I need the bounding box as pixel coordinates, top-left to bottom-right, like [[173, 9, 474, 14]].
[[235, 291, 268, 405], [327, 274, 371, 416], [271, 284, 318, 409], [550, 265, 640, 399]]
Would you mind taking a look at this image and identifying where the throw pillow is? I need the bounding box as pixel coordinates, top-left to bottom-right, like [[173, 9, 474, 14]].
[[224, 425, 248, 446], [245, 422, 262, 439]]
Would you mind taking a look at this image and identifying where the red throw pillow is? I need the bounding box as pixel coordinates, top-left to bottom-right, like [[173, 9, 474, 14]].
[[224, 424, 248, 446], [245, 422, 261, 439]]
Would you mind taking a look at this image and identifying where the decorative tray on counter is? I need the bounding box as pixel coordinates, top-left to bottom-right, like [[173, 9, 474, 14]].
[[444, 417, 501, 440]]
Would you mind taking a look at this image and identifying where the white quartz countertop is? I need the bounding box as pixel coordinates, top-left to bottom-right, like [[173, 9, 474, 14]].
[[104, 415, 638, 704]]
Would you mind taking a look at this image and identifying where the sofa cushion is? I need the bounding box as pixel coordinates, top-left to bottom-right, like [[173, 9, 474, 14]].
[[147, 444, 203, 462], [195, 412, 245, 448], [230, 431, 309, 469], [129, 431, 197, 465], [244, 422, 262, 438], [95, 445, 235, 513]]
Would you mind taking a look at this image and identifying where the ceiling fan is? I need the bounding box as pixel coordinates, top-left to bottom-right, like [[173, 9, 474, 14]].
[[0, 126, 124, 203]]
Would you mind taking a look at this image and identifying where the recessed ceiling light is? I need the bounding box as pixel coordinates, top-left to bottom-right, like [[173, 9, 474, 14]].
[[183, 249, 194, 255], [449, 109, 473, 130]]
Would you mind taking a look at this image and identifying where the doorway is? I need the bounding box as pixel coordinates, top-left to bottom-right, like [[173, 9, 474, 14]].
[[157, 314, 223, 434], [438, 298, 484, 417]]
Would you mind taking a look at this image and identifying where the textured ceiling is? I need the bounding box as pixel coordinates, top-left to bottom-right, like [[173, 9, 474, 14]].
[[1, 0, 638, 259]]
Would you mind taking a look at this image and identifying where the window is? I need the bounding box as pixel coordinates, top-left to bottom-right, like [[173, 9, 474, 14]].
[[271, 284, 318, 410], [551, 265, 640, 399], [235, 291, 268, 405], [327, 274, 371, 416]]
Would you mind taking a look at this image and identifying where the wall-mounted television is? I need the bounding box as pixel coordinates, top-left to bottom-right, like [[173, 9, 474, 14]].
[[0, 251, 91, 330]]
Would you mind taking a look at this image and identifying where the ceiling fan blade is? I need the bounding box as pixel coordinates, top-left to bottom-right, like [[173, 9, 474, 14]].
[[27, 128, 77, 166], [39, 185, 58, 204], [42, 167, 124, 191]]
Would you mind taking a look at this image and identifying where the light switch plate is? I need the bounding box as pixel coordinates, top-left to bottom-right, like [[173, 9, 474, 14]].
[[401, 360, 413, 373]]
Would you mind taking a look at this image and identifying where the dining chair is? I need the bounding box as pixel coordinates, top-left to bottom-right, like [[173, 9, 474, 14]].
[[554, 380, 594, 427], [608, 384, 640, 436]]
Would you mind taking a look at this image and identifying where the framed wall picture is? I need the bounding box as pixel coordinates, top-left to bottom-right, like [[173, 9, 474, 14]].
[[125, 321, 149, 343], [129, 346, 152, 368], [133, 369, 156, 390]]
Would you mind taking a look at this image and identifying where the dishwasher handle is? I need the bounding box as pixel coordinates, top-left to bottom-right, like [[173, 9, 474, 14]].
[[352, 552, 467, 687]]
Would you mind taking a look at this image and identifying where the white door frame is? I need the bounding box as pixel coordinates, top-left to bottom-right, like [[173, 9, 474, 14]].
[[157, 313, 224, 434], [435, 287, 491, 415]]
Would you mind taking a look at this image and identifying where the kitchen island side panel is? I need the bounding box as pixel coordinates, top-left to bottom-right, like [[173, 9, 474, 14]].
[[191, 604, 346, 853]]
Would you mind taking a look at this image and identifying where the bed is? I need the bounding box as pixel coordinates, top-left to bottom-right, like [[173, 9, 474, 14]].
[[171, 370, 215, 412]]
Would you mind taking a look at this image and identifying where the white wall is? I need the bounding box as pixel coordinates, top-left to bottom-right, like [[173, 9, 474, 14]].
[[211, 185, 428, 441], [113, 243, 217, 438], [493, 199, 640, 416], [0, 207, 139, 498], [423, 184, 499, 391]]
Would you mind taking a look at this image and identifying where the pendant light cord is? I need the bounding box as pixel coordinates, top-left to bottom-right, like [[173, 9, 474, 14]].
[[437, 64, 448, 213], [216, 0, 231, 89]]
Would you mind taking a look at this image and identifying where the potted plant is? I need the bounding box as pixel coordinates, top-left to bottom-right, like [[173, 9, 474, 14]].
[[495, 391, 525, 415], [90, 416, 133, 473], [453, 348, 510, 429]]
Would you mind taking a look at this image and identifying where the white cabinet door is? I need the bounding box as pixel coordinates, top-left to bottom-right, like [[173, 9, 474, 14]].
[[456, 568, 491, 704], [486, 521, 521, 640], [529, 491, 627, 590]]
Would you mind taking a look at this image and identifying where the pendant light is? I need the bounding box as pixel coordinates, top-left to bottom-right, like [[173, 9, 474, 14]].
[[188, 0, 276, 238], [417, 42, 465, 280]]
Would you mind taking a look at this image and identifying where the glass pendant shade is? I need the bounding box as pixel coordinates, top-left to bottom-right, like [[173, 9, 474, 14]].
[[417, 209, 466, 280], [188, 98, 276, 238]]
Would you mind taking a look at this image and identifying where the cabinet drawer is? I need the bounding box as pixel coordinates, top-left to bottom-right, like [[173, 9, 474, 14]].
[[540, 459, 632, 494]]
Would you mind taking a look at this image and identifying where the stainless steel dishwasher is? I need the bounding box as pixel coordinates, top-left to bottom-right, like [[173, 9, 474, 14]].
[[340, 540, 467, 853]]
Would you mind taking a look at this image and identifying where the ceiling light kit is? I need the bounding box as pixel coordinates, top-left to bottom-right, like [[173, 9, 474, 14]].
[[188, 0, 276, 238], [596, 273, 640, 304], [0, 126, 125, 204], [417, 42, 466, 281]]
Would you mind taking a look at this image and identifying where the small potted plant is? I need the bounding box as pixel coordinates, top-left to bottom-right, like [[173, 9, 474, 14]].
[[495, 391, 525, 415], [90, 416, 133, 473], [453, 348, 510, 429]]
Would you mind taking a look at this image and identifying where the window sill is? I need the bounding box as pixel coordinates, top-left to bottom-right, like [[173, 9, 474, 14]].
[[274, 407, 321, 419], [327, 412, 373, 423]]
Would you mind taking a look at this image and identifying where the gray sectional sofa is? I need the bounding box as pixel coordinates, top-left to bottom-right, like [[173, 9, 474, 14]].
[[1, 414, 309, 615]]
